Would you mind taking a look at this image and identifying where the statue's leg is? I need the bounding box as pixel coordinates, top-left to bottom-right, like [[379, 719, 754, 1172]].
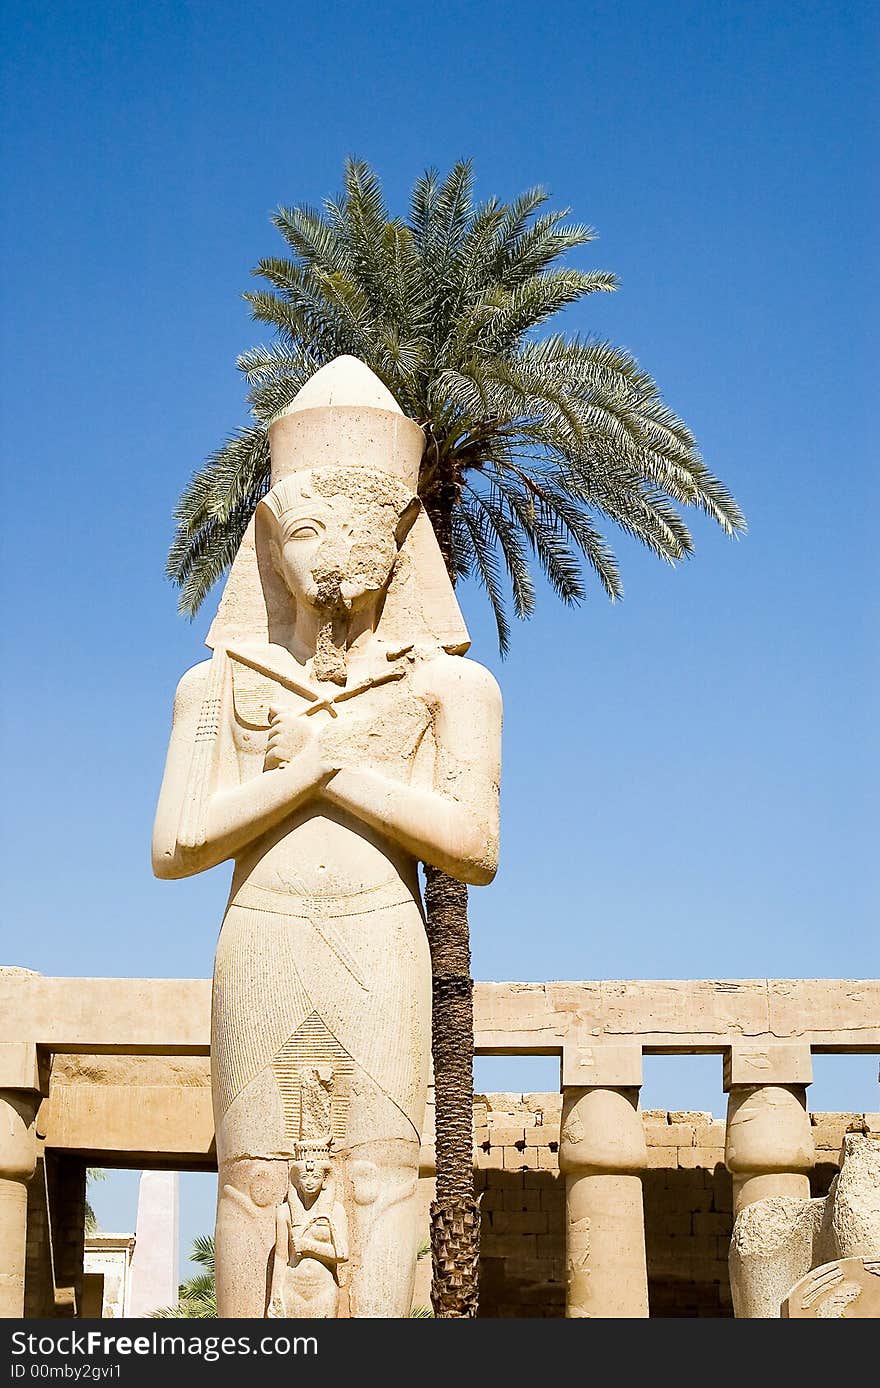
[[213, 1063, 290, 1318], [287, 1264, 339, 1320], [341, 1070, 424, 1319], [346, 1136, 422, 1317], [215, 1156, 288, 1317]]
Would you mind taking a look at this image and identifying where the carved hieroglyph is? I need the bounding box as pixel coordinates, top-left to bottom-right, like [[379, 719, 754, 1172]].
[[781, 1257, 880, 1318], [153, 357, 502, 1317], [730, 1130, 880, 1317]]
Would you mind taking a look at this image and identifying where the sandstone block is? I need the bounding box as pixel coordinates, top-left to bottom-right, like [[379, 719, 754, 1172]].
[[502, 1147, 529, 1171], [678, 1147, 723, 1170], [524, 1128, 550, 1147], [646, 1123, 695, 1147], [505, 1212, 548, 1235], [488, 1125, 527, 1147], [646, 1148, 672, 1169], [524, 1170, 551, 1190], [653, 1214, 691, 1238], [693, 1212, 731, 1237], [481, 1233, 537, 1259]]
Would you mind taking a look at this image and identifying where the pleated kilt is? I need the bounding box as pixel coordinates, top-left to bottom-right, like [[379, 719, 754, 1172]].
[[211, 874, 431, 1153]]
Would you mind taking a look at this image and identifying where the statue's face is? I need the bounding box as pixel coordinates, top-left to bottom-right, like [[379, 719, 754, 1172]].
[[267, 469, 415, 616], [291, 1159, 328, 1198]]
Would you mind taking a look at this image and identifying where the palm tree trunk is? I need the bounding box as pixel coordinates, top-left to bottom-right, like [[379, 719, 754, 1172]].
[[422, 476, 480, 1318], [423, 866, 480, 1317]]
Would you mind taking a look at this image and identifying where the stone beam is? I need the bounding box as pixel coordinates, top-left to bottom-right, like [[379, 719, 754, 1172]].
[[45, 1057, 214, 1167], [2, 975, 878, 1058], [48, 1084, 215, 1169], [0, 975, 211, 1055], [474, 979, 880, 1054]]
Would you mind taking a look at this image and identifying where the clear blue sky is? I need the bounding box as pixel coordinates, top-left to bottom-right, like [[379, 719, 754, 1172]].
[[2, 1, 877, 1260]]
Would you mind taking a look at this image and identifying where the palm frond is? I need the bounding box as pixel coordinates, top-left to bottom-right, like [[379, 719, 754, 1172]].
[[459, 499, 511, 654], [464, 483, 536, 620], [190, 1235, 215, 1273], [150, 1236, 217, 1318], [168, 426, 270, 615], [167, 160, 745, 646]]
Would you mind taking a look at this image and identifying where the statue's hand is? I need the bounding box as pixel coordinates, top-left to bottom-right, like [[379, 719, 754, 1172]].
[[265, 705, 336, 785], [264, 703, 311, 770], [315, 716, 361, 775]]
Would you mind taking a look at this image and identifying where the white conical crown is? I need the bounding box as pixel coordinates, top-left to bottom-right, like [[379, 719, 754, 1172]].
[[268, 355, 424, 489], [275, 355, 403, 416]]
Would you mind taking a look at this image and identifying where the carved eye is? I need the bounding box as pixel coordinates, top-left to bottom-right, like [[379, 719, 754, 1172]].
[[286, 522, 321, 541]]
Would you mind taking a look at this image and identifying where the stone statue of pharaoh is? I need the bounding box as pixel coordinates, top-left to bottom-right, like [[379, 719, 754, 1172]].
[[152, 356, 502, 1317]]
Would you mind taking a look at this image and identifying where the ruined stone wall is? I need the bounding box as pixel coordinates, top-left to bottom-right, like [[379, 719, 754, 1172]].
[[641, 1110, 732, 1317], [473, 1092, 564, 1317], [423, 1097, 872, 1318]]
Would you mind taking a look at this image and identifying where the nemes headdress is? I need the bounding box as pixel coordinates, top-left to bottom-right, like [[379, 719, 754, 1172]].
[[206, 356, 469, 656]]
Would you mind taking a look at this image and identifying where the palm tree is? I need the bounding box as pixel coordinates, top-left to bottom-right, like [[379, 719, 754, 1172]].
[[167, 160, 745, 1316], [84, 1167, 106, 1235], [151, 1235, 216, 1319]]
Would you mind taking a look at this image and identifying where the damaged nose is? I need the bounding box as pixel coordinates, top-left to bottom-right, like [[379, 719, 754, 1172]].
[[314, 571, 346, 611], [312, 538, 352, 609]]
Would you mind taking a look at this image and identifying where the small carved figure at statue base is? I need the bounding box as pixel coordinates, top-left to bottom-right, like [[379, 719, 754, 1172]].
[[268, 1143, 348, 1320]]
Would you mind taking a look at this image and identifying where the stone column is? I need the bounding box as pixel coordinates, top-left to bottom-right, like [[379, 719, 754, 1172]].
[[558, 1041, 648, 1318], [724, 1043, 814, 1216], [0, 1044, 41, 1318]]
